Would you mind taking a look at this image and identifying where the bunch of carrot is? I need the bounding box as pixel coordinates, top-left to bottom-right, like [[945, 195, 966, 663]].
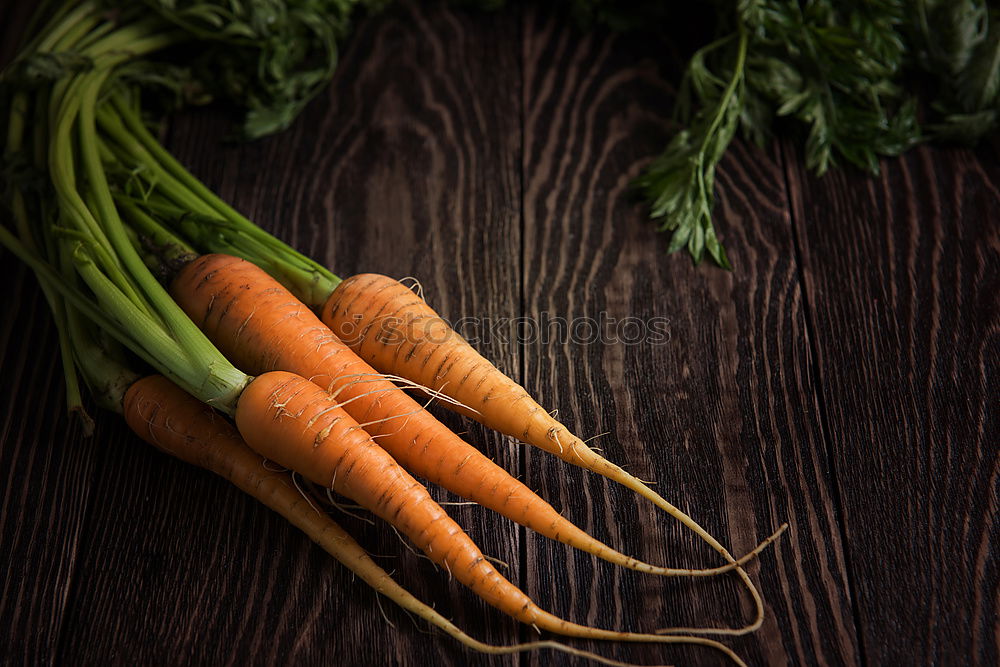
[[1, 1, 785, 664]]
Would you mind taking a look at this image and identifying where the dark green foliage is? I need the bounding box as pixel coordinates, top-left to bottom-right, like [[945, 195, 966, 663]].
[[120, 0, 387, 138], [633, 29, 748, 269], [633, 0, 914, 265], [911, 0, 1000, 142], [574, 0, 999, 266]]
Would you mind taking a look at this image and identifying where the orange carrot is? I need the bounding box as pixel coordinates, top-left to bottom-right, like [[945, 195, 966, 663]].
[[321, 272, 784, 634], [227, 369, 746, 662], [123, 374, 668, 667], [170, 254, 777, 585], [10, 242, 745, 656]]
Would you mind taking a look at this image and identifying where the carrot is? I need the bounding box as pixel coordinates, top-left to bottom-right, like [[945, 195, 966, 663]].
[[94, 113, 782, 634], [123, 374, 660, 667], [0, 83, 741, 661], [169, 253, 775, 584], [231, 369, 748, 663], [321, 272, 784, 634], [0, 11, 745, 662]]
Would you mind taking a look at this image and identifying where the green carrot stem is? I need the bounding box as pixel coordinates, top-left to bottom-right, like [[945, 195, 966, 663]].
[[95, 112, 226, 219], [118, 198, 197, 264], [78, 69, 202, 340], [64, 304, 140, 415], [42, 20, 178, 302], [0, 225, 138, 364], [16, 0, 69, 52], [11, 190, 90, 426], [0, 181, 248, 416], [97, 100, 340, 306], [51, 70, 152, 316], [68, 233, 248, 412], [5, 85, 89, 427], [21, 0, 96, 54], [109, 94, 341, 294]]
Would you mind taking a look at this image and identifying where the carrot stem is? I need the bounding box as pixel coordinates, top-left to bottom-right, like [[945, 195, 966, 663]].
[[101, 94, 341, 302], [5, 93, 87, 427]]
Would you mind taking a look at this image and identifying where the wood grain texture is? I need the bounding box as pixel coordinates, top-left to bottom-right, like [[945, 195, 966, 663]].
[[785, 142, 1000, 666], [1, 0, 997, 665], [519, 6, 860, 665], [0, 263, 101, 663]]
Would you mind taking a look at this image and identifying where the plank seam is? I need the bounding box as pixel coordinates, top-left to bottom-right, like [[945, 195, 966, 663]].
[[778, 139, 869, 667]]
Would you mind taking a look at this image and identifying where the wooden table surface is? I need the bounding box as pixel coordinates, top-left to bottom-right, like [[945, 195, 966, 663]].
[[2, 3, 997, 666]]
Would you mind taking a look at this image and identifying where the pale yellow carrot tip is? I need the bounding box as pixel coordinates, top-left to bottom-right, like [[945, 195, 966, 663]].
[[653, 522, 788, 637], [436, 618, 749, 666], [724, 521, 789, 570]]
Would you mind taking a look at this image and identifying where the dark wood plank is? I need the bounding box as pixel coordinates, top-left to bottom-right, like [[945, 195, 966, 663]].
[[519, 7, 861, 665], [786, 141, 1000, 665], [0, 265, 101, 663], [6, 1, 996, 665], [53, 1, 526, 665]]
